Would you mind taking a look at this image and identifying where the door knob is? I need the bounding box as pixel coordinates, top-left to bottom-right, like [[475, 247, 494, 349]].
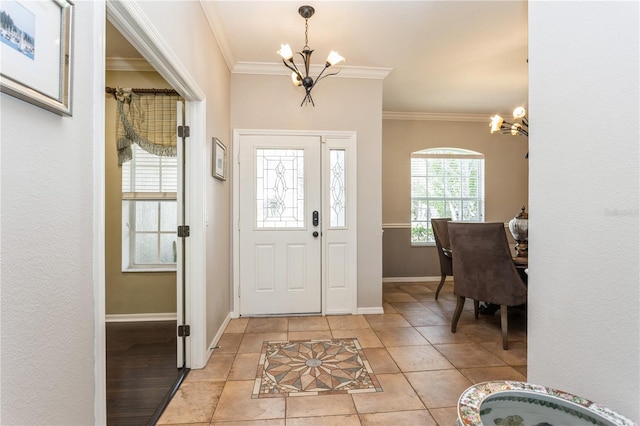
[[313, 231, 319, 238]]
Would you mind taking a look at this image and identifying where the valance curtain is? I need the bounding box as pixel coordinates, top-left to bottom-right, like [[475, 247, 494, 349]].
[[115, 88, 182, 165]]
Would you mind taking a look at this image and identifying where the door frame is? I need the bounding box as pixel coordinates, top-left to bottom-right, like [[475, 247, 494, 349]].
[[96, 1, 209, 422], [232, 129, 358, 317]]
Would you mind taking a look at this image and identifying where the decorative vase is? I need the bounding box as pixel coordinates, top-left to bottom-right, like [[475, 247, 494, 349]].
[[508, 206, 528, 257]]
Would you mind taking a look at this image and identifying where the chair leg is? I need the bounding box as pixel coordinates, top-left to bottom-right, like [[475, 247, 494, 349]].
[[473, 300, 480, 319], [435, 274, 446, 300], [451, 296, 465, 333], [500, 305, 508, 350]]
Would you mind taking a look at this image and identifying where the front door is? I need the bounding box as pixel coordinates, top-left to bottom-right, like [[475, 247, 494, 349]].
[[239, 134, 322, 315]]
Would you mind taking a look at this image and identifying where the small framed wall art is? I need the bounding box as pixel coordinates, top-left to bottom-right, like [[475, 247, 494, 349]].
[[0, 0, 74, 116], [212, 137, 227, 181]]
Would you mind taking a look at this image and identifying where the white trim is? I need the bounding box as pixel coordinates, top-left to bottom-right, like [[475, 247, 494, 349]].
[[184, 100, 208, 369], [382, 223, 410, 229], [106, 1, 205, 101], [232, 61, 392, 80], [105, 57, 155, 72], [383, 276, 452, 283], [382, 111, 489, 122], [357, 307, 385, 315], [208, 312, 233, 352], [93, 3, 107, 424], [384, 222, 510, 229], [105, 313, 178, 322]]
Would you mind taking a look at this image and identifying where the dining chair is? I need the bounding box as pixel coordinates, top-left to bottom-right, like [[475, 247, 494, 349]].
[[448, 222, 528, 350], [431, 218, 452, 300]]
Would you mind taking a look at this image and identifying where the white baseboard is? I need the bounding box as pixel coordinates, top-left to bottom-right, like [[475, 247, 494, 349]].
[[201, 312, 234, 367], [357, 307, 385, 315], [105, 312, 177, 322], [383, 276, 446, 283]]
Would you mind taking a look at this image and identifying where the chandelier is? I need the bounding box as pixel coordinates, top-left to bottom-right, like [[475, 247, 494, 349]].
[[490, 107, 529, 137], [277, 5, 345, 107], [490, 107, 529, 158]]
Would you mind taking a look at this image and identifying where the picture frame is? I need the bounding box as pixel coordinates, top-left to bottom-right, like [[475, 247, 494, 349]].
[[0, 0, 74, 116], [212, 137, 227, 181]]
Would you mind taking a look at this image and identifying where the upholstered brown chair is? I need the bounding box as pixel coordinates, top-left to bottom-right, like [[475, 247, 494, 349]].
[[448, 222, 528, 350], [431, 218, 452, 300]]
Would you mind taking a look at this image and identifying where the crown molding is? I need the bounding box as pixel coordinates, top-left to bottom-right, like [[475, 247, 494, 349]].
[[105, 57, 156, 72], [199, 0, 235, 72], [382, 111, 489, 122], [232, 61, 392, 80]]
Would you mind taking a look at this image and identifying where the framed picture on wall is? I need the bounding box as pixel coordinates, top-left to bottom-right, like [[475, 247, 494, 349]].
[[213, 137, 227, 181], [0, 0, 74, 116]]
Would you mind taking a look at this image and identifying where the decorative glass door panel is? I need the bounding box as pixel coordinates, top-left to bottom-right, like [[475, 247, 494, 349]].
[[329, 149, 346, 228], [256, 149, 305, 229]]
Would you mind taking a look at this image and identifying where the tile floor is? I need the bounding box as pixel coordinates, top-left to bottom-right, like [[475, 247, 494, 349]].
[[157, 280, 527, 425]]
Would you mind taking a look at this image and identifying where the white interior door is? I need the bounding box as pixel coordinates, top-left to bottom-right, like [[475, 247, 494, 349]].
[[176, 100, 186, 367], [239, 134, 322, 315]]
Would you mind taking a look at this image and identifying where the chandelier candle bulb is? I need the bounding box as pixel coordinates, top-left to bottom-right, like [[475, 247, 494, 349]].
[[326, 51, 345, 66], [278, 44, 293, 61]]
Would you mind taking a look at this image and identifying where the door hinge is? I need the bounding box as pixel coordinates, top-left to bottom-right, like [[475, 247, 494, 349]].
[[178, 125, 190, 138], [177, 225, 190, 238], [178, 324, 190, 337]]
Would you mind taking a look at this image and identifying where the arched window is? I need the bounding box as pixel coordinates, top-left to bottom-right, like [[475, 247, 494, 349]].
[[410, 148, 485, 244]]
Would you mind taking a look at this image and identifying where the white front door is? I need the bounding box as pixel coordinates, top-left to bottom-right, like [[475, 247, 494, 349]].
[[239, 134, 322, 315]]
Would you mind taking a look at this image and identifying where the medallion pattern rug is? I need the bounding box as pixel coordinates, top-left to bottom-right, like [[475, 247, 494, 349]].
[[253, 338, 383, 398]]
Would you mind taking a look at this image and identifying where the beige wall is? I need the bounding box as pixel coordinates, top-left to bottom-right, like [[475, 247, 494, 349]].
[[231, 74, 383, 309], [382, 118, 528, 278], [105, 70, 176, 314], [133, 0, 233, 353]]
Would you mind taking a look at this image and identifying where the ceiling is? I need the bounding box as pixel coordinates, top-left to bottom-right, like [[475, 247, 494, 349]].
[[106, 1, 528, 115]]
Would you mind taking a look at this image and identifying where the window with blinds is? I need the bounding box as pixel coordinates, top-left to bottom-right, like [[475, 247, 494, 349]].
[[410, 148, 485, 244], [121, 144, 178, 270]]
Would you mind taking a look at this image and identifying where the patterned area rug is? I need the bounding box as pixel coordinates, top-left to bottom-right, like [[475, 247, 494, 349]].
[[252, 338, 383, 398]]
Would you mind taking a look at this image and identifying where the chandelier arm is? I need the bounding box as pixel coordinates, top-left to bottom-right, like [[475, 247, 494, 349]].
[[506, 122, 528, 137], [500, 127, 528, 137], [313, 68, 341, 87], [300, 91, 315, 107], [306, 64, 337, 92], [297, 51, 313, 78], [281, 59, 303, 80]]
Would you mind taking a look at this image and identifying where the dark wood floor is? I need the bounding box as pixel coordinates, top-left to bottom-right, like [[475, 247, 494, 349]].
[[106, 321, 184, 425]]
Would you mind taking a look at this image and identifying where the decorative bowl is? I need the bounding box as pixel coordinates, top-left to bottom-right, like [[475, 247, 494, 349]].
[[457, 381, 637, 426]]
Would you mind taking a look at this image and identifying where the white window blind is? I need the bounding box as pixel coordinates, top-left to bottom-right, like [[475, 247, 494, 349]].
[[122, 145, 177, 197], [410, 148, 485, 244]]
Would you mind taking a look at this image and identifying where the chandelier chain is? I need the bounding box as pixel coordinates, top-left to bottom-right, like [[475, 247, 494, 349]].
[[304, 18, 309, 50]]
